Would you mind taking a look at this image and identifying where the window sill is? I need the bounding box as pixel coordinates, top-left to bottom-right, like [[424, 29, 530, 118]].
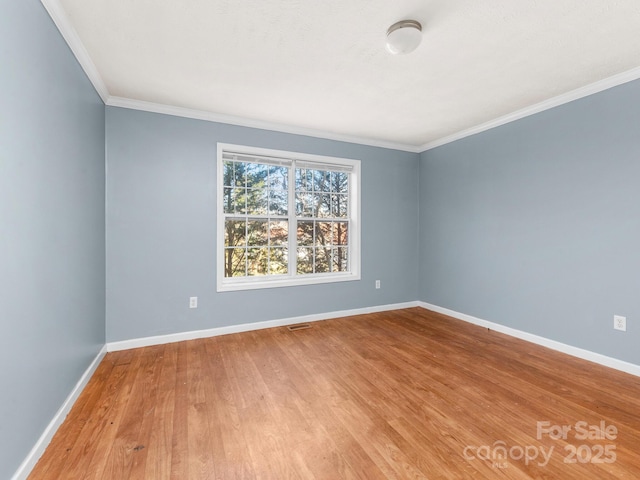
[[217, 272, 361, 292]]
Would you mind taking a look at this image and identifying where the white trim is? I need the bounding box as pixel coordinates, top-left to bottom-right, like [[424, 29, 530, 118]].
[[40, 0, 109, 103], [419, 65, 640, 151], [11, 345, 108, 480], [106, 97, 422, 153], [418, 302, 640, 378], [107, 302, 420, 352]]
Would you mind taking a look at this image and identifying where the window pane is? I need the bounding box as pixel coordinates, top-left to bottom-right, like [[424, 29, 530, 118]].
[[223, 187, 234, 213], [223, 161, 235, 187], [332, 247, 348, 272], [296, 193, 318, 217], [296, 247, 313, 274], [331, 172, 349, 193], [246, 188, 268, 215], [296, 169, 313, 192], [318, 194, 331, 218], [269, 247, 288, 274], [223, 187, 247, 214], [269, 166, 288, 190], [269, 221, 288, 246], [333, 222, 348, 246], [331, 194, 348, 218], [224, 219, 246, 247], [247, 247, 268, 276], [234, 189, 247, 214], [315, 221, 333, 246], [297, 221, 314, 246], [314, 247, 330, 273], [224, 248, 246, 277], [245, 163, 267, 188], [233, 162, 246, 187], [314, 170, 330, 192], [247, 220, 268, 246], [269, 190, 288, 216]]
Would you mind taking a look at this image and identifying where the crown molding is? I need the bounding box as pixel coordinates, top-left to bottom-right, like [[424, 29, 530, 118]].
[[106, 96, 422, 153], [419, 65, 640, 152], [41, 0, 109, 102]]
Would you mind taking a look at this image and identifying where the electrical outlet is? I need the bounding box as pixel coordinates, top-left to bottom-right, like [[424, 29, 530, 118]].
[[375, 280, 381, 289], [614, 315, 626, 331], [189, 296, 198, 309]]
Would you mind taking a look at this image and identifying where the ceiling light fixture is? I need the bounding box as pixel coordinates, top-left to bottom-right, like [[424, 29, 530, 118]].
[[385, 20, 422, 55]]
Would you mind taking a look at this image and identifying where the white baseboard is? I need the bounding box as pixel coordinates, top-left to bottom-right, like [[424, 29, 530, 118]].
[[107, 301, 420, 352], [418, 301, 640, 378], [11, 345, 108, 480]]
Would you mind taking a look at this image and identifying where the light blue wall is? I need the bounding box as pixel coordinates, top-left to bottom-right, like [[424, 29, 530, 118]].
[[106, 107, 419, 342], [0, 2, 105, 478], [419, 79, 640, 365]]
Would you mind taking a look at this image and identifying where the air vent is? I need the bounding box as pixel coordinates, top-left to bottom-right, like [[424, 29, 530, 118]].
[[287, 324, 312, 331]]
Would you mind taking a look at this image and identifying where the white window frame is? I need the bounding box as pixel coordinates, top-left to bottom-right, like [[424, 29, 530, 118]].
[[217, 143, 361, 292]]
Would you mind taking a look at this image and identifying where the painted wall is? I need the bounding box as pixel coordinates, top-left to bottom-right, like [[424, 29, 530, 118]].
[[419, 78, 640, 365], [0, 2, 106, 478], [106, 107, 419, 342]]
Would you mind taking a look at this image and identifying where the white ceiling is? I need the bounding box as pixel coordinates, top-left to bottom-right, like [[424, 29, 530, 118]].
[[48, 0, 640, 151]]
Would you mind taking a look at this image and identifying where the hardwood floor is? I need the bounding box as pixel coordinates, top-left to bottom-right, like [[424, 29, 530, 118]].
[[29, 308, 640, 479]]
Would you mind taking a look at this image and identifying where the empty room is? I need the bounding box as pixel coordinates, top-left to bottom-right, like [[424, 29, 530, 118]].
[[4, 1, 640, 479]]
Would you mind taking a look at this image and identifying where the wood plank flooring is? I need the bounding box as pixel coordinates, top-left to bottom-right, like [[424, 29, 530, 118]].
[[29, 308, 640, 479]]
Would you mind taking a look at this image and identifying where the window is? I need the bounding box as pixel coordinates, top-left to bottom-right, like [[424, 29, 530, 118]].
[[217, 143, 360, 291]]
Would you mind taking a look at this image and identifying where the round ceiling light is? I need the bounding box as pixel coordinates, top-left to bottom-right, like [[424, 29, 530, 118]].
[[385, 20, 422, 55]]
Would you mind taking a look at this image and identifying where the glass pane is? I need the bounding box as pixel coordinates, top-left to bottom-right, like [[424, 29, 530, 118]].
[[295, 168, 313, 192], [247, 220, 268, 246], [269, 221, 288, 246], [333, 222, 348, 246], [247, 247, 268, 276], [332, 246, 349, 272], [269, 190, 288, 216], [318, 194, 331, 218], [269, 247, 288, 274], [314, 247, 330, 273], [331, 172, 349, 193], [331, 194, 348, 218], [246, 188, 268, 215], [246, 163, 268, 189], [314, 170, 330, 192], [315, 221, 332, 246], [224, 219, 246, 247], [234, 188, 247, 214], [223, 187, 234, 213], [223, 161, 235, 187], [223, 187, 247, 214], [233, 162, 246, 187], [297, 221, 314, 246], [295, 169, 303, 191], [269, 166, 288, 190], [224, 248, 246, 277], [296, 193, 317, 217], [296, 247, 313, 274]]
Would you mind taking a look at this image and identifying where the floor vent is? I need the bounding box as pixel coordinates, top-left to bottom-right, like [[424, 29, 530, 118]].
[[287, 324, 312, 331]]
